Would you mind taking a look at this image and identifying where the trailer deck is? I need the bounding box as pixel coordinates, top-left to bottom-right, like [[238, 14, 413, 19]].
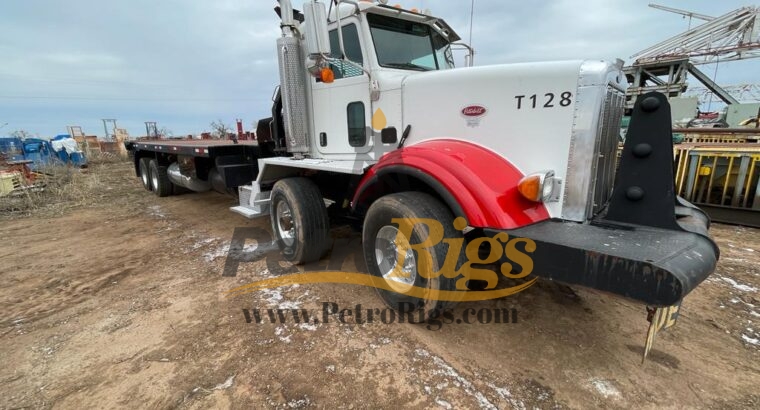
[[129, 139, 258, 158]]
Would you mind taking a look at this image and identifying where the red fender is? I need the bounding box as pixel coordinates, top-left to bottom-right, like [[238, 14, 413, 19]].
[[352, 139, 550, 229]]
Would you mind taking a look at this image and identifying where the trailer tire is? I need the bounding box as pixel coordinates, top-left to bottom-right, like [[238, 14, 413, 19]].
[[270, 177, 330, 264], [139, 158, 152, 191], [149, 160, 173, 197], [362, 192, 464, 319]]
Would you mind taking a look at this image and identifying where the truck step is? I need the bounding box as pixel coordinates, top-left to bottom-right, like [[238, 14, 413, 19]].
[[230, 205, 268, 219], [233, 184, 271, 218]]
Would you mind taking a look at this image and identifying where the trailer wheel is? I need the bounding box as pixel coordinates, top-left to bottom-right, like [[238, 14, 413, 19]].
[[270, 177, 330, 264], [362, 192, 464, 318], [139, 158, 152, 191], [149, 160, 173, 197]]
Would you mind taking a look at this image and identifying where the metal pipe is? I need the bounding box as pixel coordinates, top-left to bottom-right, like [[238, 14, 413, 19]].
[[326, 1, 372, 80], [335, 0, 347, 59], [721, 156, 734, 205], [280, 0, 294, 26], [744, 159, 758, 207], [706, 156, 718, 201]]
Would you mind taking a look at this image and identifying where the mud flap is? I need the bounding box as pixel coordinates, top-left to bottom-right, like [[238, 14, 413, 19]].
[[643, 302, 682, 363]]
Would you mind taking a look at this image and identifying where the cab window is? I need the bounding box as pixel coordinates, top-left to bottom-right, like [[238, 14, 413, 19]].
[[347, 102, 366, 147], [328, 24, 364, 79]]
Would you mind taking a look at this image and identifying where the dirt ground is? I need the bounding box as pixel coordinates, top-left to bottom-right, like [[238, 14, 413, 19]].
[[1, 161, 759, 409]]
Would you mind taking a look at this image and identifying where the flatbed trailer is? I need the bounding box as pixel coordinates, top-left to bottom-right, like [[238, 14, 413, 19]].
[[129, 139, 259, 158], [127, 139, 262, 197]]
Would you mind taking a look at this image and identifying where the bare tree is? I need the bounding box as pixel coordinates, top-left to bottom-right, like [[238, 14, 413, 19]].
[[10, 130, 33, 139], [210, 120, 231, 140], [158, 127, 173, 138]]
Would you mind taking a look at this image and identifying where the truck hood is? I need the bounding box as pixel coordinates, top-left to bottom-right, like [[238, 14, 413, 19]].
[[399, 60, 623, 219]]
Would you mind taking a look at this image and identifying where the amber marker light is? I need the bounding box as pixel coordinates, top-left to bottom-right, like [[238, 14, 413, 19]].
[[518, 171, 560, 202], [320, 67, 335, 84]]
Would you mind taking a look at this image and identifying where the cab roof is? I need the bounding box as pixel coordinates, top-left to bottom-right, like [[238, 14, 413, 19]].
[[331, 1, 461, 43]]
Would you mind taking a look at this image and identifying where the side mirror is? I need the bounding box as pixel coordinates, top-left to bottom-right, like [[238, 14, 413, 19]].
[[304, 2, 331, 57]]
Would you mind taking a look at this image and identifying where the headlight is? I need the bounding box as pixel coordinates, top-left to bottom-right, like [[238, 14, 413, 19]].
[[518, 171, 561, 203]]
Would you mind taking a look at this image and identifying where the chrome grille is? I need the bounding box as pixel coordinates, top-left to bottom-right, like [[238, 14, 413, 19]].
[[590, 87, 625, 215]]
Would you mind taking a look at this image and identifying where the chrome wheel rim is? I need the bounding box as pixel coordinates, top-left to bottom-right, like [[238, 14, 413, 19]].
[[151, 169, 158, 190], [375, 225, 416, 292], [276, 200, 295, 247], [141, 168, 150, 187]]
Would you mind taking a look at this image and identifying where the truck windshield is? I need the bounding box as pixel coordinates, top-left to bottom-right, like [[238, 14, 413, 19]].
[[367, 13, 453, 71]]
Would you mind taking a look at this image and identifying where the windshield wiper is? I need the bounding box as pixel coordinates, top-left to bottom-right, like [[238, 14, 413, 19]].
[[383, 62, 433, 72]]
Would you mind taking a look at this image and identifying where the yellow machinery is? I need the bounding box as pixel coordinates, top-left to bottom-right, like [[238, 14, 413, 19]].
[[674, 143, 760, 226]]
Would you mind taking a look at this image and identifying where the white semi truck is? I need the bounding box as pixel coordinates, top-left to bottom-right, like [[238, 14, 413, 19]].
[[129, 1, 718, 328]]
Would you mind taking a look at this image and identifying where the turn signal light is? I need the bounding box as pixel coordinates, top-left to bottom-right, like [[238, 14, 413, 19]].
[[518, 171, 560, 203], [320, 67, 335, 84]]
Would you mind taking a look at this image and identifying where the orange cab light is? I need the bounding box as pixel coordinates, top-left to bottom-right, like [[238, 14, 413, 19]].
[[411, 7, 418, 12], [394, 4, 402, 8], [320, 67, 335, 84], [518, 175, 542, 202]]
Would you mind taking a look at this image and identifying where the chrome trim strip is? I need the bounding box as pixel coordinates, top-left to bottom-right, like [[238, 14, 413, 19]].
[[562, 61, 626, 222]]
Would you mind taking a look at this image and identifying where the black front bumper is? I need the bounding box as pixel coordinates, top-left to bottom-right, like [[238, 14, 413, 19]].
[[487, 199, 718, 306], [488, 92, 719, 306]]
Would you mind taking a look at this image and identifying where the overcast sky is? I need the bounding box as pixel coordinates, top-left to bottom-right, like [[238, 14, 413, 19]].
[[1, 0, 758, 138]]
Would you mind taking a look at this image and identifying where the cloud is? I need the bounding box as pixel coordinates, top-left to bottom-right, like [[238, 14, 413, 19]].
[[0, 0, 756, 137]]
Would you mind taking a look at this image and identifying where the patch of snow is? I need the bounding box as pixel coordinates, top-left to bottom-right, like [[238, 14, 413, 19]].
[[148, 205, 165, 218], [287, 398, 309, 408], [275, 326, 292, 343], [213, 375, 235, 390], [203, 243, 230, 262], [721, 277, 758, 293], [435, 399, 453, 409], [487, 382, 526, 410], [590, 379, 621, 399], [742, 334, 759, 346], [299, 322, 318, 331], [415, 348, 430, 358], [415, 350, 496, 410], [191, 237, 217, 250]]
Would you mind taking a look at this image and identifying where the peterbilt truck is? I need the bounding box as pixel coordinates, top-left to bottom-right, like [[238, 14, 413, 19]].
[[129, 0, 718, 346]]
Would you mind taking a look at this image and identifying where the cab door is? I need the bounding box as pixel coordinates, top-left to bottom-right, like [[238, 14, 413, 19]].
[[312, 20, 372, 156]]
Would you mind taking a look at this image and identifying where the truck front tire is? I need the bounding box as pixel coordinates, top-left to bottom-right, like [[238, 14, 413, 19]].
[[362, 192, 464, 318], [149, 160, 173, 197], [270, 177, 330, 264]]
